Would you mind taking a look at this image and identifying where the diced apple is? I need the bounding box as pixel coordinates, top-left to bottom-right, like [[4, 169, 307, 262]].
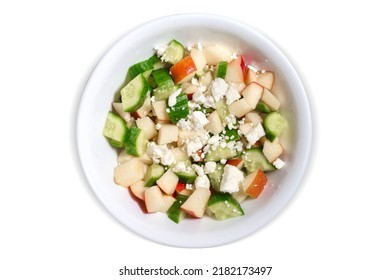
[[136, 116, 157, 140], [245, 68, 257, 85], [202, 44, 232, 65], [242, 169, 268, 198], [242, 82, 263, 109], [262, 140, 283, 163], [117, 149, 134, 164], [133, 96, 152, 118], [260, 88, 280, 111], [152, 100, 169, 121], [156, 169, 179, 195], [180, 188, 211, 218], [177, 129, 196, 146], [170, 56, 197, 84], [225, 56, 245, 83], [181, 83, 198, 94], [157, 124, 178, 145], [229, 82, 246, 93], [159, 195, 176, 213], [190, 48, 207, 75], [176, 183, 186, 193], [171, 147, 189, 162], [239, 123, 252, 135], [130, 180, 148, 200], [227, 158, 244, 169], [228, 99, 253, 118], [204, 111, 224, 135], [257, 71, 274, 90], [232, 185, 248, 203], [199, 71, 213, 88], [177, 188, 193, 196], [112, 102, 131, 122], [114, 158, 145, 187], [144, 185, 165, 213], [245, 111, 262, 126]]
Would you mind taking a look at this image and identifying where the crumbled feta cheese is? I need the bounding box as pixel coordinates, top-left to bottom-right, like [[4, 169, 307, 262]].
[[210, 78, 228, 102], [247, 64, 258, 73], [244, 123, 265, 145], [147, 142, 176, 166], [191, 153, 201, 162], [220, 165, 244, 193], [235, 141, 244, 152], [195, 175, 210, 189], [204, 162, 216, 174], [187, 45, 193, 51], [168, 88, 182, 107], [220, 159, 227, 164], [155, 123, 161, 130], [227, 141, 235, 149], [155, 45, 167, 57], [208, 135, 220, 145], [261, 69, 266, 74], [230, 52, 238, 60], [225, 85, 241, 105], [185, 183, 193, 190], [176, 118, 192, 131], [192, 164, 205, 176], [219, 141, 227, 148], [189, 111, 209, 129], [273, 158, 285, 169], [172, 162, 187, 173], [192, 90, 207, 105], [191, 77, 199, 85], [203, 95, 216, 108], [186, 138, 204, 156], [225, 114, 237, 130], [150, 96, 156, 103]]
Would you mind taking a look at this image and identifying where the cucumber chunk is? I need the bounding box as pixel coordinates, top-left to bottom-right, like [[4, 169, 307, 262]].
[[167, 194, 188, 223], [161, 39, 185, 64], [124, 126, 148, 156], [167, 93, 189, 123], [207, 163, 224, 191], [208, 192, 244, 220], [128, 60, 154, 80], [216, 61, 228, 79], [174, 160, 197, 183], [205, 146, 238, 162], [121, 74, 150, 113], [103, 112, 128, 147], [264, 112, 286, 142], [144, 163, 165, 188], [242, 148, 275, 173], [256, 101, 273, 113], [215, 98, 230, 124], [152, 68, 175, 89]]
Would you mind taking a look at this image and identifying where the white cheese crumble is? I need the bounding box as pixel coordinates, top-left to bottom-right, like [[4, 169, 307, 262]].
[[210, 78, 228, 102], [191, 164, 205, 176], [189, 111, 209, 129], [220, 159, 227, 164], [168, 88, 182, 107], [247, 64, 258, 73], [225, 85, 241, 105], [204, 162, 216, 174], [273, 158, 285, 169], [220, 165, 244, 193], [155, 123, 161, 130], [155, 45, 167, 57], [195, 175, 210, 189], [176, 118, 192, 131], [185, 183, 193, 190], [244, 123, 265, 145], [147, 142, 176, 166], [186, 138, 204, 156], [207, 135, 220, 145], [172, 162, 187, 173]]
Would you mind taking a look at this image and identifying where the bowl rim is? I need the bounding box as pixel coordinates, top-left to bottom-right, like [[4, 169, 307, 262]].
[[76, 13, 312, 248]]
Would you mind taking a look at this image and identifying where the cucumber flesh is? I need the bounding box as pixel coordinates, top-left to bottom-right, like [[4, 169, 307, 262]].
[[242, 148, 275, 173], [144, 163, 165, 188], [208, 192, 244, 220], [103, 111, 128, 146], [152, 68, 175, 89], [215, 98, 230, 125], [161, 39, 185, 64], [167, 194, 188, 223], [264, 112, 286, 142], [124, 126, 148, 156], [153, 85, 180, 101], [205, 146, 238, 162], [256, 101, 273, 113], [174, 160, 197, 183], [121, 74, 149, 113], [207, 163, 224, 191]]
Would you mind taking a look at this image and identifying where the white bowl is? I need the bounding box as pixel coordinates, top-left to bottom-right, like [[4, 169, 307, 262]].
[[77, 13, 312, 248]]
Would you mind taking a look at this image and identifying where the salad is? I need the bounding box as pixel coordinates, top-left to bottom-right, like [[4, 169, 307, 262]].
[[103, 39, 287, 223]]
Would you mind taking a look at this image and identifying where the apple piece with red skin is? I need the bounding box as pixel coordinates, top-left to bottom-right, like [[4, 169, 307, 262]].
[[245, 68, 257, 85], [170, 56, 197, 84], [180, 188, 211, 218], [227, 158, 244, 169], [225, 56, 245, 83], [242, 169, 268, 198], [187, 93, 194, 100], [176, 182, 186, 193]]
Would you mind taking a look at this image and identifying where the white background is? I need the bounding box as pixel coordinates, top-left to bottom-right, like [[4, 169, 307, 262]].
[[1, 1, 390, 279]]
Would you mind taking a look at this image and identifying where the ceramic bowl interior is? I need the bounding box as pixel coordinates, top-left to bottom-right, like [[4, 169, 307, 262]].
[[77, 14, 311, 248]]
